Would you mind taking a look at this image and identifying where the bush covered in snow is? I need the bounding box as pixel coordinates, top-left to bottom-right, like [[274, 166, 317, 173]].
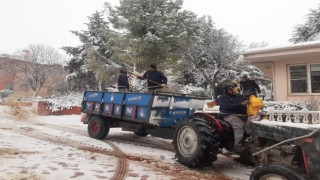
[[179, 85, 210, 97], [0, 90, 13, 99], [44, 93, 83, 112], [263, 101, 309, 112]]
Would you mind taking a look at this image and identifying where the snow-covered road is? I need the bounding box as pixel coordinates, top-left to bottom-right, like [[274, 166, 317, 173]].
[[0, 106, 253, 180]]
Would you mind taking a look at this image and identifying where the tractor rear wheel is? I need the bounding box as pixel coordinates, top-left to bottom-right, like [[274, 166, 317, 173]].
[[88, 116, 109, 140], [173, 117, 220, 168]]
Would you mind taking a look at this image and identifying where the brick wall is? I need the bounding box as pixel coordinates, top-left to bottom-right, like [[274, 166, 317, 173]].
[[0, 56, 67, 98], [32, 101, 81, 116]]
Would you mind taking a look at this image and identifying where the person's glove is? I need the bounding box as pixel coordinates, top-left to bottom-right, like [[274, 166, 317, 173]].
[[160, 84, 166, 87], [241, 100, 249, 106]]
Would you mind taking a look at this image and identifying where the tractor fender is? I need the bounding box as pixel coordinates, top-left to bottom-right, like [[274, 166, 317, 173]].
[[192, 112, 223, 132]]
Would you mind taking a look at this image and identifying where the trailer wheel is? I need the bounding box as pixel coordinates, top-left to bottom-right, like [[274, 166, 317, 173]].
[[88, 116, 109, 140], [134, 130, 148, 137], [250, 164, 304, 180], [173, 117, 219, 168]]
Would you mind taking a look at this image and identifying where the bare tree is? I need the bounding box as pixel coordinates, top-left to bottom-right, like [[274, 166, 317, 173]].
[[15, 44, 63, 99]]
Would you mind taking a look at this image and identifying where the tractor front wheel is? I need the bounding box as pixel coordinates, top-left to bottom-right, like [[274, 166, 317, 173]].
[[250, 164, 304, 180], [173, 117, 220, 168], [88, 116, 109, 140]]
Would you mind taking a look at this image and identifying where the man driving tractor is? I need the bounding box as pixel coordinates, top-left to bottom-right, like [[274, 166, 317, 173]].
[[217, 83, 250, 151]]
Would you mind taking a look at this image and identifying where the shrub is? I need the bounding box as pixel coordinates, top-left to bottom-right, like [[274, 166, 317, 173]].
[[44, 93, 82, 112], [0, 90, 13, 99]]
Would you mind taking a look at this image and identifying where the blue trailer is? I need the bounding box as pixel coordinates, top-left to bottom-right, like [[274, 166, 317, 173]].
[[81, 91, 206, 139]]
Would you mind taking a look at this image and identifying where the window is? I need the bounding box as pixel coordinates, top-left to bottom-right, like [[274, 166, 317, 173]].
[[311, 64, 320, 93], [289, 64, 320, 93]]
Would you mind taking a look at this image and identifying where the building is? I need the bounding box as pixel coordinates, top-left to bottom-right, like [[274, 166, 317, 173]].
[[0, 54, 66, 98], [242, 41, 320, 104]]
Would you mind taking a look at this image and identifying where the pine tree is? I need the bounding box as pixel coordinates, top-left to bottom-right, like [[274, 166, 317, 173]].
[[63, 11, 119, 91], [290, 5, 320, 43], [105, 0, 200, 70]]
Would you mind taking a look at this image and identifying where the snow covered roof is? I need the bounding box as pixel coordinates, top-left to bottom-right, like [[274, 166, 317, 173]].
[[242, 40, 320, 63], [244, 40, 320, 55]]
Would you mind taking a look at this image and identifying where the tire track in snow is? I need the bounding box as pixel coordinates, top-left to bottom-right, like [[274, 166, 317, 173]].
[[32, 122, 129, 180], [0, 122, 231, 180], [34, 122, 174, 151]]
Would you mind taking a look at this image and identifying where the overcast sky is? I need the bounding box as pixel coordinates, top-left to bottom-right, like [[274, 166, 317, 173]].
[[0, 0, 319, 55]]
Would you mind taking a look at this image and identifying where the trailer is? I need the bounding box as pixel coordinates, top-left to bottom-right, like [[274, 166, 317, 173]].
[[80, 91, 206, 139]]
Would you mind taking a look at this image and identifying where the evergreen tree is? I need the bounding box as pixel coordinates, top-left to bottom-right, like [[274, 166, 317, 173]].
[[247, 41, 269, 49], [63, 11, 119, 91], [63, 47, 97, 91], [290, 5, 320, 43], [105, 0, 200, 70]]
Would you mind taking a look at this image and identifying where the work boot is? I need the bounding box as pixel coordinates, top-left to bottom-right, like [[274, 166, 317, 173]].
[[236, 150, 256, 166]]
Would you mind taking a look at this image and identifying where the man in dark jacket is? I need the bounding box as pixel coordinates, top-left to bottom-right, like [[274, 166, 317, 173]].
[[137, 64, 167, 92], [117, 68, 129, 92], [218, 84, 247, 115], [240, 74, 261, 98], [217, 84, 248, 146]]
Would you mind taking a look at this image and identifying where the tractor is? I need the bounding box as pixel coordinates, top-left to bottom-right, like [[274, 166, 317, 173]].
[[81, 90, 320, 180]]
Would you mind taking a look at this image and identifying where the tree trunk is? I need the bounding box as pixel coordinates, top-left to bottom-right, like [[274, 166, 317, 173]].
[[32, 87, 41, 99], [98, 81, 102, 91], [32, 91, 38, 100]]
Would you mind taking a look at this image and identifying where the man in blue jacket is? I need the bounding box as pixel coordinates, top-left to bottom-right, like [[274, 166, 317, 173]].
[[137, 64, 167, 93], [117, 67, 129, 92], [217, 84, 248, 149], [218, 84, 247, 115]]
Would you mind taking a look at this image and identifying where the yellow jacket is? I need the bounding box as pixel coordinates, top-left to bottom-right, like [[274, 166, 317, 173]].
[[247, 95, 264, 116]]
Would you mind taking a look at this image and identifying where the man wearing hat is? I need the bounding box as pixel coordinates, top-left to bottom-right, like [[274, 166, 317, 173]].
[[217, 83, 249, 151], [136, 64, 167, 93], [240, 74, 261, 98]]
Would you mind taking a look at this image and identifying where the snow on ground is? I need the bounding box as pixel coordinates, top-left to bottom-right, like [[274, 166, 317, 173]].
[[0, 129, 118, 180], [0, 105, 254, 180]]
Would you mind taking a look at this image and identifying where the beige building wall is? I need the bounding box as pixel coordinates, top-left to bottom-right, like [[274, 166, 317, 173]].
[[273, 60, 287, 101], [243, 41, 320, 104]]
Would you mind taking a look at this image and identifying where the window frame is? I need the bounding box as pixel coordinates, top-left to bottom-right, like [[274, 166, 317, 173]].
[[288, 63, 320, 95]]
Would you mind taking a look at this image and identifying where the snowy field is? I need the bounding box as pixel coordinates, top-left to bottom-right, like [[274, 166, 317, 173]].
[[0, 105, 254, 180]]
